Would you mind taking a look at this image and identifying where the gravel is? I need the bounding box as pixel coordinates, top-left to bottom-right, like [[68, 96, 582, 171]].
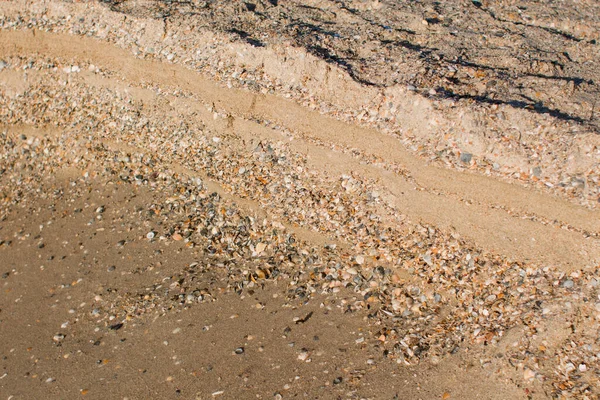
[[0, 1, 599, 398]]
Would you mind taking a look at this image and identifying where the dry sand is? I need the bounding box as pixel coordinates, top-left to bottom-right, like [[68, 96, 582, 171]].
[[1, 1, 599, 399]]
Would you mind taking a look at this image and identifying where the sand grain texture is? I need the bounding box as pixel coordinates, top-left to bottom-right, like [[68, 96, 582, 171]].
[[1, 1, 599, 399]]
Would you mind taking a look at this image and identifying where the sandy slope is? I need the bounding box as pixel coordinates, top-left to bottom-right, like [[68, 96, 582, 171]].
[[1, 1, 600, 399], [2, 29, 599, 269]]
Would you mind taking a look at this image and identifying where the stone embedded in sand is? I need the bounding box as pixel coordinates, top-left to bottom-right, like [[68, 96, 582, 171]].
[[523, 368, 536, 381], [255, 242, 267, 254], [53, 333, 66, 343], [297, 349, 309, 361], [563, 279, 574, 289], [172, 233, 183, 241], [460, 152, 472, 163]]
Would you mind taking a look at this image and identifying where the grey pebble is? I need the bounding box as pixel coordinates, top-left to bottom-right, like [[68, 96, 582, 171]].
[[563, 279, 574, 289]]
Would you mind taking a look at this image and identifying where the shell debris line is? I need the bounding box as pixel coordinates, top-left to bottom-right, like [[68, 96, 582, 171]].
[[0, 1, 600, 399]]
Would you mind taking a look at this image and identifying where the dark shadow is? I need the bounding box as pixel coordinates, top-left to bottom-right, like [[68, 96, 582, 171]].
[[305, 43, 380, 87], [448, 58, 593, 86], [332, 0, 416, 35], [436, 87, 586, 124], [227, 28, 265, 47], [480, 7, 585, 43], [288, 21, 338, 38]]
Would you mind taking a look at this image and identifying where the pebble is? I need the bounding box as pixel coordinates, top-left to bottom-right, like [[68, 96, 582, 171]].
[[459, 152, 472, 164], [255, 242, 267, 254], [172, 233, 183, 241], [523, 368, 536, 381], [297, 349, 309, 361], [53, 333, 65, 343], [563, 279, 574, 289], [0, 7, 599, 399]]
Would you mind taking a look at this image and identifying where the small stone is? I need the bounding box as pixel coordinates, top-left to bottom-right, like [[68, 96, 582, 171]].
[[523, 368, 536, 381], [460, 152, 472, 163], [565, 363, 576, 373], [107, 265, 116, 272], [485, 294, 497, 302], [109, 323, 124, 331], [255, 242, 267, 254], [172, 233, 183, 241], [235, 347, 244, 354], [0, 60, 7, 70], [146, 231, 155, 240], [563, 280, 574, 289], [297, 349, 309, 361], [355, 255, 364, 265], [579, 363, 587, 372], [333, 377, 343, 385], [53, 333, 66, 343]]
